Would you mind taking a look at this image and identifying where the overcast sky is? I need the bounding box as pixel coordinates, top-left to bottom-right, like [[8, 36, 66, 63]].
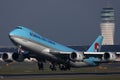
[[0, 0, 120, 46]]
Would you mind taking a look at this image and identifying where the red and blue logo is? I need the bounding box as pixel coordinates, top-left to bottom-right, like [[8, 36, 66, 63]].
[[94, 43, 99, 52]]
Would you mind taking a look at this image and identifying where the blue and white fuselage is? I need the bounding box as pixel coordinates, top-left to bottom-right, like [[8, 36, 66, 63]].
[[9, 26, 77, 52], [9, 26, 103, 68]]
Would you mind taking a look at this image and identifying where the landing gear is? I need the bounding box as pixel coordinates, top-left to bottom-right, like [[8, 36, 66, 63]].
[[37, 62, 71, 71], [59, 64, 71, 71], [59, 61, 71, 71], [65, 64, 71, 70], [38, 62, 44, 70], [49, 63, 57, 71], [17, 45, 23, 54]]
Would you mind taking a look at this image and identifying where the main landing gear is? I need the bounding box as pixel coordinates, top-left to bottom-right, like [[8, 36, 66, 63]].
[[59, 64, 71, 71], [49, 64, 57, 71], [37, 62, 71, 71], [49, 63, 71, 71], [37, 62, 44, 70]]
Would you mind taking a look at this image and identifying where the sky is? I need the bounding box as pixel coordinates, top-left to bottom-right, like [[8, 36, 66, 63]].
[[0, 0, 120, 46]]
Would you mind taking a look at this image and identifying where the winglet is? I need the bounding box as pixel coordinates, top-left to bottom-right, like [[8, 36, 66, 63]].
[[87, 35, 103, 52]]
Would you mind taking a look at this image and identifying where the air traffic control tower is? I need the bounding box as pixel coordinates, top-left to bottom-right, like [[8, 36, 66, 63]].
[[100, 6, 115, 45]]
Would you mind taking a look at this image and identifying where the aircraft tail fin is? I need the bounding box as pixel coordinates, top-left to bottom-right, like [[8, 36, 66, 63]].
[[87, 35, 103, 52]]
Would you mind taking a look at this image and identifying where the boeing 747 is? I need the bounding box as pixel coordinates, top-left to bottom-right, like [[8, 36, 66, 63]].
[[2, 26, 118, 70]]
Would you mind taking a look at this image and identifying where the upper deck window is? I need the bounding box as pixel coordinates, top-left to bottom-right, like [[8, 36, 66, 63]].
[[16, 26, 23, 29]]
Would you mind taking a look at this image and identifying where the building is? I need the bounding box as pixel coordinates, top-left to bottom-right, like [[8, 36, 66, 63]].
[[100, 6, 115, 45]]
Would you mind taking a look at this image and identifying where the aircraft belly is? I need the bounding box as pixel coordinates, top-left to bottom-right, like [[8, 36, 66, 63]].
[[12, 37, 45, 51], [12, 37, 62, 62]]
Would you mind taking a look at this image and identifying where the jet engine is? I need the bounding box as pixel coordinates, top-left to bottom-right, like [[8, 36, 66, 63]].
[[2, 52, 25, 62], [102, 52, 117, 61], [2, 52, 13, 62], [70, 52, 84, 61], [12, 52, 25, 62]]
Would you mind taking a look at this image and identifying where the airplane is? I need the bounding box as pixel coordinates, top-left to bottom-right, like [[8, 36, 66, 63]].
[[2, 26, 118, 70]]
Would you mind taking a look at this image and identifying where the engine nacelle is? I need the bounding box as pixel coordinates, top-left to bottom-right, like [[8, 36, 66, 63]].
[[70, 52, 84, 61], [2, 52, 13, 62], [12, 52, 25, 62], [2, 52, 25, 62], [102, 52, 117, 61]]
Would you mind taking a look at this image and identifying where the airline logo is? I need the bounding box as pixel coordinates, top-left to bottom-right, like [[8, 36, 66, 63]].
[[94, 43, 99, 52]]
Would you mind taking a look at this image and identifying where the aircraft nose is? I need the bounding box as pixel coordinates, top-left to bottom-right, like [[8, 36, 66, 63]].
[[9, 30, 17, 42], [9, 30, 16, 39], [9, 31, 14, 37]]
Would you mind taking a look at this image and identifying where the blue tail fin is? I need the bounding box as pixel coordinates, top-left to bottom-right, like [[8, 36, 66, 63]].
[[87, 35, 103, 52]]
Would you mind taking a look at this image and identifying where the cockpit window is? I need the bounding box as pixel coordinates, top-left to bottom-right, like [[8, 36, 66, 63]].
[[16, 26, 22, 29]]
